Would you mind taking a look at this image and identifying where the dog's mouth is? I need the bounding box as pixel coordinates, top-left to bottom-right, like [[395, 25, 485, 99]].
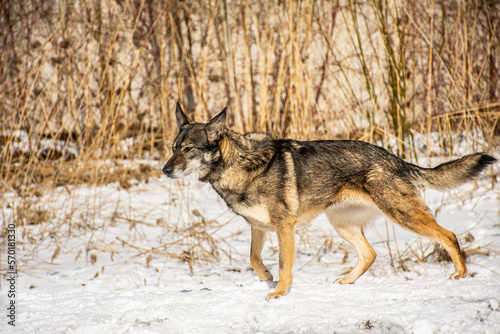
[[163, 157, 206, 180], [162, 164, 198, 179], [162, 164, 179, 178]]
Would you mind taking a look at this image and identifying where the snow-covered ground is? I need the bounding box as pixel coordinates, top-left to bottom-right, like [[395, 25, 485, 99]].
[[1, 164, 499, 333]]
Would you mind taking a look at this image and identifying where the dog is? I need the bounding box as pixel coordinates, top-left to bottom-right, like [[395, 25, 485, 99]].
[[163, 102, 497, 300]]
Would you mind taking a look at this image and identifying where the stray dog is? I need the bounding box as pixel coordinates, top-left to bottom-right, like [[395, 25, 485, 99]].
[[163, 103, 496, 300]]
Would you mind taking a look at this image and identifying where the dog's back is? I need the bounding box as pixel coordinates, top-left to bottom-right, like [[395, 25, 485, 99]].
[[261, 139, 494, 218]]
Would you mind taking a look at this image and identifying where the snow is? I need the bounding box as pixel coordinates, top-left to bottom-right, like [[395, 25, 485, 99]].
[[1, 166, 500, 333], [1, 130, 79, 161]]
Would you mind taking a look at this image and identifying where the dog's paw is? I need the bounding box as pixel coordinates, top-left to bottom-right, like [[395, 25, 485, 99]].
[[266, 290, 287, 301], [333, 277, 355, 284], [449, 271, 467, 280], [260, 271, 273, 282]]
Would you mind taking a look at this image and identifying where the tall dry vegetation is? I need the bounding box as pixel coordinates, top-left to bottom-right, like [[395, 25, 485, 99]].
[[1, 0, 499, 192]]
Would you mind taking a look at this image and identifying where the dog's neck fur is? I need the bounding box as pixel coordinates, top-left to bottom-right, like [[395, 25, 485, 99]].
[[218, 132, 240, 166], [201, 129, 275, 185], [220, 129, 275, 167]]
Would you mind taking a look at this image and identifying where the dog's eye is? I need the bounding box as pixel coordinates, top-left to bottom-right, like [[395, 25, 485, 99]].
[[182, 146, 193, 153]]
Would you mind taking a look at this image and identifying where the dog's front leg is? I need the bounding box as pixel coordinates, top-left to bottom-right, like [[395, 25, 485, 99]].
[[250, 227, 273, 281], [266, 219, 296, 301]]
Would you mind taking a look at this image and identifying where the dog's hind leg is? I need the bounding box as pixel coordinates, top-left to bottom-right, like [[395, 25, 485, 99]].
[[388, 203, 466, 279], [325, 204, 378, 284], [250, 227, 273, 281], [333, 225, 376, 284], [326, 215, 377, 284], [369, 182, 467, 280]]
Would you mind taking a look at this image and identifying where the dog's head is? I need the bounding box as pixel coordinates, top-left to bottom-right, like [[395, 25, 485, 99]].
[[163, 103, 226, 179]]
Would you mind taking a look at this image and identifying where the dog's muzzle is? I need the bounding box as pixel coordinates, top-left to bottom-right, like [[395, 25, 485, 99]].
[[162, 163, 174, 177]]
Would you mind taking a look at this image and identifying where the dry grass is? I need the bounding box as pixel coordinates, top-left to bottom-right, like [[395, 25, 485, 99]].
[[1, 0, 499, 271], [1, 0, 499, 191]]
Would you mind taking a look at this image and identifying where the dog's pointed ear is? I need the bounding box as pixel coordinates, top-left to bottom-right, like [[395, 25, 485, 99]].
[[175, 102, 191, 129], [206, 107, 227, 142]]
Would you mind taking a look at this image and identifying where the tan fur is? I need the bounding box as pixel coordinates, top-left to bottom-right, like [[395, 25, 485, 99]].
[[219, 135, 238, 165], [266, 218, 296, 300], [250, 228, 273, 281], [283, 152, 299, 215]]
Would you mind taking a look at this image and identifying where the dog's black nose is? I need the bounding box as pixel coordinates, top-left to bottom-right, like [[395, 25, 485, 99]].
[[163, 164, 173, 176]]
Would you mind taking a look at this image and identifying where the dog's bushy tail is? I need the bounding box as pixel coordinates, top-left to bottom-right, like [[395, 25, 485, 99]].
[[413, 153, 497, 190]]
